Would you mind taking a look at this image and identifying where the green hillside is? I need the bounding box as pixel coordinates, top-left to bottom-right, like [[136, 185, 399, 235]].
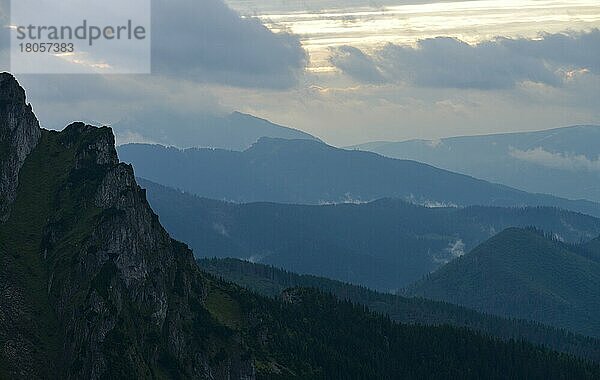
[[200, 257, 600, 363], [405, 228, 600, 338], [204, 282, 600, 379]]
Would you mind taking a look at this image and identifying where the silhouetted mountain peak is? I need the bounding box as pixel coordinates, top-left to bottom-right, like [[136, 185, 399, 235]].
[[113, 109, 318, 150], [62, 122, 120, 166], [119, 136, 600, 216], [0, 73, 27, 105]]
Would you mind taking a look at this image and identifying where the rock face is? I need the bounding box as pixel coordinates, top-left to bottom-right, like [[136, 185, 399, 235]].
[[0, 75, 254, 378], [0, 73, 41, 221]]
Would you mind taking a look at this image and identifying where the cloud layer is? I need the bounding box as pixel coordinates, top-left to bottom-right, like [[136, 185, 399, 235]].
[[152, 0, 307, 89], [0, 0, 307, 89], [330, 30, 600, 89], [0, 0, 598, 147], [329, 46, 386, 84], [510, 147, 600, 172]]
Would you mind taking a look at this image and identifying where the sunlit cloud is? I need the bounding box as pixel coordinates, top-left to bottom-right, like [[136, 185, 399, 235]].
[[0, 0, 598, 147], [329, 30, 600, 89], [227, 0, 600, 71]]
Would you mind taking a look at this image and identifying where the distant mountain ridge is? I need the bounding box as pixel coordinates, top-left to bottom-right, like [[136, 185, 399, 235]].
[[114, 111, 318, 150], [139, 178, 600, 290], [119, 137, 600, 218], [404, 228, 600, 338], [349, 125, 600, 202]]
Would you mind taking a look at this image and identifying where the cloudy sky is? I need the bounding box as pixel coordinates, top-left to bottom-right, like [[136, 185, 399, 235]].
[[1, 0, 600, 146]]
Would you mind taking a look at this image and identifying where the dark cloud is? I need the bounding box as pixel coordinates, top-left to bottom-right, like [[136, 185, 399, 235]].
[[330, 46, 386, 84], [151, 0, 307, 89], [502, 29, 600, 75], [0, 0, 307, 89], [331, 30, 600, 89], [380, 37, 560, 89]]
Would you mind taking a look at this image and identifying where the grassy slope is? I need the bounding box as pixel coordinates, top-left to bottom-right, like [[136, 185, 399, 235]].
[[0, 129, 92, 376]]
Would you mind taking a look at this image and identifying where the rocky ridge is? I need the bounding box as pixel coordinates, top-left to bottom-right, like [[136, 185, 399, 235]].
[[0, 73, 254, 379]]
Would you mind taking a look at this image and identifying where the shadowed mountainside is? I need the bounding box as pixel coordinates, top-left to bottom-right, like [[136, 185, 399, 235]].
[[200, 257, 600, 363], [139, 178, 600, 290], [404, 228, 600, 338]]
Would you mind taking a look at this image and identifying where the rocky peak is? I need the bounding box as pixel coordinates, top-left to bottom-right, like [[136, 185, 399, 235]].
[[0, 72, 41, 221], [61, 122, 119, 167], [0, 73, 27, 105], [0, 74, 255, 379]]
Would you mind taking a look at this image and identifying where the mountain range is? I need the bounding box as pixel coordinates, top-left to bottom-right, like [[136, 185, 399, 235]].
[[404, 228, 600, 338], [118, 137, 600, 218], [138, 178, 600, 290], [6, 74, 599, 378], [114, 110, 318, 150], [349, 125, 600, 203]]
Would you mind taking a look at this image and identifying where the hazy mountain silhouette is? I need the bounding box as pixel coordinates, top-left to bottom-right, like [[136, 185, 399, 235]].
[[139, 178, 600, 290], [114, 111, 318, 150], [349, 125, 600, 202], [119, 137, 600, 218]]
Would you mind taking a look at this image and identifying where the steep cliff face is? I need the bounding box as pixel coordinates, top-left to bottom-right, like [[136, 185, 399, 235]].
[[0, 75, 254, 379], [0, 73, 41, 221]]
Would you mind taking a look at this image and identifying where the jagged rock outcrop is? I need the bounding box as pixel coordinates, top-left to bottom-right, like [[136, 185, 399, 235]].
[[0, 75, 254, 379], [0, 73, 41, 221]]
